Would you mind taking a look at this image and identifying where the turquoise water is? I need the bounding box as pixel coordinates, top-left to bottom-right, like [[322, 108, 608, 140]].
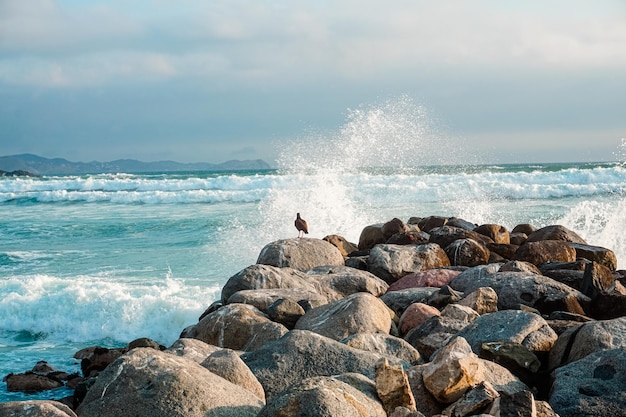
[[1, 98, 625, 402]]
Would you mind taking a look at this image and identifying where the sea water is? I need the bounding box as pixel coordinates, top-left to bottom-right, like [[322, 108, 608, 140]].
[[1, 99, 626, 402]]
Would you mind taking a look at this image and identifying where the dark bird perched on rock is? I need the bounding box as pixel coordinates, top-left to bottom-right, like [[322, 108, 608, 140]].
[[295, 213, 309, 238]]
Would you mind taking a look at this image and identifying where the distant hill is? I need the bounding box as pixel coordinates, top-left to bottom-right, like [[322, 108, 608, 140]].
[[0, 154, 272, 175]]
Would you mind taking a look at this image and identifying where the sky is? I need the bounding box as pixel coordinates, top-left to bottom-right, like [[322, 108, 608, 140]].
[[1, 0, 626, 165]]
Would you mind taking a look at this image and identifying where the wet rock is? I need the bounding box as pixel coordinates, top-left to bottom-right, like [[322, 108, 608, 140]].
[[474, 223, 510, 244], [429, 225, 493, 249], [580, 261, 615, 298], [512, 223, 537, 235], [3, 372, 64, 393], [418, 216, 449, 232], [526, 225, 587, 244], [513, 240, 577, 266], [358, 223, 385, 250], [445, 238, 490, 267], [387, 231, 430, 245], [383, 217, 410, 240], [75, 346, 126, 378]]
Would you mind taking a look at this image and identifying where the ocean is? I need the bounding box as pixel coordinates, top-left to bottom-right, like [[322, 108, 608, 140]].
[[1, 102, 626, 402]]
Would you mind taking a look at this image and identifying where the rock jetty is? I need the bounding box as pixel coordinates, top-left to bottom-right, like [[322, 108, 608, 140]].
[[2, 215, 625, 417]]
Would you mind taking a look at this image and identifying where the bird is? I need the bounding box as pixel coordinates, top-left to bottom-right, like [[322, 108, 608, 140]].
[[295, 213, 309, 238]]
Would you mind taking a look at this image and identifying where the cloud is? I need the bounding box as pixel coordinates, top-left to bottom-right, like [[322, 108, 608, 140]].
[[1, 1, 625, 88]]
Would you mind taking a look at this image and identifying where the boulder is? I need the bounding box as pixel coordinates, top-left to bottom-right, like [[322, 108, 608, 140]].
[[474, 223, 510, 244], [422, 337, 483, 403], [295, 292, 391, 341], [526, 224, 587, 244], [512, 223, 537, 235], [266, 297, 306, 328], [428, 225, 493, 248], [589, 290, 626, 319], [387, 268, 461, 291], [499, 260, 541, 275], [444, 238, 490, 267], [3, 372, 64, 393], [453, 310, 558, 354], [226, 288, 327, 314], [456, 287, 498, 314], [418, 216, 448, 232], [0, 401, 77, 417], [375, 358, 416, 414], [497, 391, 537, 417], [221, 264, 319, 303], [358, 223, 385, 250], [74, 346, 126, 378], [186, 303, 288, 351], [257, 238, 344, 271], [510, 232, 528, 246], [200, 349, 265, 402], [549, 348, 626, 417], [446, 217, 477, 231], [241, 330, 406, 400], [368, 243, 451, 284], [398, 303, 441, 335], [380, 287, 439, 317], [580, 261, 615, 298], [386, 231, 430, 245], [342, 332, 423, 366], [323, 234, 358, 257], [479, 341, 542, 386], [307, 265, 389, 299], [77, 348, 264, 417], [569, 242, 618, 271], [548, 317, 626, 369], [258, 375, 386, 417], [404, 315, 469, 360], [513, 240, 577, 266], [450, 269, 590, 315], [440, 303, 480, 323], [165, 338, 221, 364], [487, 243, 519, 260], [383, 217, 410, 240]]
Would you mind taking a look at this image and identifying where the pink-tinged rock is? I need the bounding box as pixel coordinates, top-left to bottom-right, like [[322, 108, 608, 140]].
[[388, 269, 461, 292], [399, 303, 441, 335]]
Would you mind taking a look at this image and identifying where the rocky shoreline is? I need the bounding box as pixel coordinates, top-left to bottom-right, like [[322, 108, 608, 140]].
[[2, 215, 625, 417]]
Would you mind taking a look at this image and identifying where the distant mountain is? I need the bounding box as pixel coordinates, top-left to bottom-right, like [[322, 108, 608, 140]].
[[0, 154, 272, 175]]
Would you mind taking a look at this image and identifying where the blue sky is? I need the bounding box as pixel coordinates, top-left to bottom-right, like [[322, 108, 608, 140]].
[[1, 0, 625, 164]]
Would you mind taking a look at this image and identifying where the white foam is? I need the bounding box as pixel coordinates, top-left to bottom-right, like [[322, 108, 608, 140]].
[[0, 274, 219, 345]]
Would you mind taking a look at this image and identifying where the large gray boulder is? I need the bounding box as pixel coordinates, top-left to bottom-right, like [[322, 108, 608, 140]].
[[450, 269, 590, 315], [0, 401, 77, 417], [185, 303, 288, 351], [307, 265, 389, 299], [241, 330, 407, 400], [548, 317, 626, 369], [201, 349, 265, 402], [295, 292, 391, 341], [221, 264, 321, 303], [257, 238, 345, 271], [77, 348, 264, 417], [226, 288, 328, 313], [549, 348, 626, 417], [453, 310, 558, 354], [368, 243, 451, 284], [257, 375, 386, 417]]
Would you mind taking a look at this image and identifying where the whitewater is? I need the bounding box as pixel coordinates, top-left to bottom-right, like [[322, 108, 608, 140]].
[[1, 99, 625, 401]]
